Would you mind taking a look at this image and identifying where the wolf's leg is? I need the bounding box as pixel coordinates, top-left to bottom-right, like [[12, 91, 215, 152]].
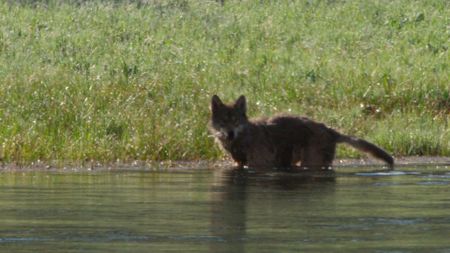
[[233, 161, 245, 169], [301, 144, 335, 169], [291, 146, 303, 166]]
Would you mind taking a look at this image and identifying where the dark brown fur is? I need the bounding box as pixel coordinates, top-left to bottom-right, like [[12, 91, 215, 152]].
[[209, 95, 394, 169]]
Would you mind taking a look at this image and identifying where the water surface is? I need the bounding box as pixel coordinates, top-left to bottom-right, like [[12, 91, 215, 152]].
[[0, 165, 449, 252]]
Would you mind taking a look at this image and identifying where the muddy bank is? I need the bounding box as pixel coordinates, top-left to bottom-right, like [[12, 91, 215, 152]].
[[334, 156, 450, 167], [0, 156, 449, 172]]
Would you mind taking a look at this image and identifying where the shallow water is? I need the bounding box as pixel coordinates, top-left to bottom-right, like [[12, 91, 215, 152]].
[[0, 166, 449, 253]]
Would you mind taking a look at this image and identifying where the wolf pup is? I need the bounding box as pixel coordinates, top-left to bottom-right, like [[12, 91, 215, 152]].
[[209, 95, 394, 169]]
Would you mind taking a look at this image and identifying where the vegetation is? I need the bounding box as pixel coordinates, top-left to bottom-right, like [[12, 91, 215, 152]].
[[0, 0, 448, 164]]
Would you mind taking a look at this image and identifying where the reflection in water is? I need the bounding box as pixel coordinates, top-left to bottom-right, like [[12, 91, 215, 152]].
[[210, 169, 248, 253], [209, 168, 336, 253]]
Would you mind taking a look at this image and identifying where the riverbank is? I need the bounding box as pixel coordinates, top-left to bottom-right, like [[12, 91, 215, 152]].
[[0, 1, 448, 162], [1, 157, 449, 172]]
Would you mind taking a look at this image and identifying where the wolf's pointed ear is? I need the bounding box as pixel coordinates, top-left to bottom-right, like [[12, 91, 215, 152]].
[[211, 95, 223, 112], [235, 95, 247, 114]]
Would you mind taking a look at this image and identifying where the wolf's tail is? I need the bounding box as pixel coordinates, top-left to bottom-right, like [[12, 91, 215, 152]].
[[336, 134, 394, 168]]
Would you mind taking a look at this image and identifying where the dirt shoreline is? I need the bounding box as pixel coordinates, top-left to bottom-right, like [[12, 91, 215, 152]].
[[334, 156, 450, 167], [0, 156, 449, 172]]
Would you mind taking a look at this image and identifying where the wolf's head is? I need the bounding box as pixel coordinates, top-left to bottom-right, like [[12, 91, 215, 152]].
[[210, 95, 249, 141]]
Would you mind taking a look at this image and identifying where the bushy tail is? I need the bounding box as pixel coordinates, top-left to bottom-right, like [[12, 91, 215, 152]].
[[337, 134, 394, 168]]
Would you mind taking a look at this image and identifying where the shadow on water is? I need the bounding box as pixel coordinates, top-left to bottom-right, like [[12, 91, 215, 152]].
[[209, 168, 336, 253]]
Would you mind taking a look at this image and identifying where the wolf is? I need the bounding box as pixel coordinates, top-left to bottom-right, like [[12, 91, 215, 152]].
[[209, 95, 394, 169]]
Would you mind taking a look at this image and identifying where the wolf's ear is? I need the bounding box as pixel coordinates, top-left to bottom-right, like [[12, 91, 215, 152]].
[[235, 95, 246, 114], [211, 95, 223, 112]]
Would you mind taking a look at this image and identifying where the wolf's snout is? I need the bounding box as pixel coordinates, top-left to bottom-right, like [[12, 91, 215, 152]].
[[227, 130, 235, 140]]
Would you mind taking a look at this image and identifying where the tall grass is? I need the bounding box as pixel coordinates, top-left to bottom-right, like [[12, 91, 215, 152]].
[[0, 0, 448, 163]]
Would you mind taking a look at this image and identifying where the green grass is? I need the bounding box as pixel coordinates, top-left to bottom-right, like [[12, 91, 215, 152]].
[[0, 0, 449, 163]]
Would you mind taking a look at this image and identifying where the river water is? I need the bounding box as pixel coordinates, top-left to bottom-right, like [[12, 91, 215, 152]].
[[0, 165, 449, 252]]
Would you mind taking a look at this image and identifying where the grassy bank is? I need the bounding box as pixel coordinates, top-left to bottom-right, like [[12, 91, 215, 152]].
[[0, 0, 449, 163]]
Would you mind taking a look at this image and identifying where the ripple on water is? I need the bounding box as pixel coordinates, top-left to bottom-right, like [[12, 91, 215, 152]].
[[422, 173, 450, 179], [416, 181, 449, 186], [0, 237, 50, 243], [372, 182, 401, 187], [355, 171, 421, 177], [358, 217, 426, 226]]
